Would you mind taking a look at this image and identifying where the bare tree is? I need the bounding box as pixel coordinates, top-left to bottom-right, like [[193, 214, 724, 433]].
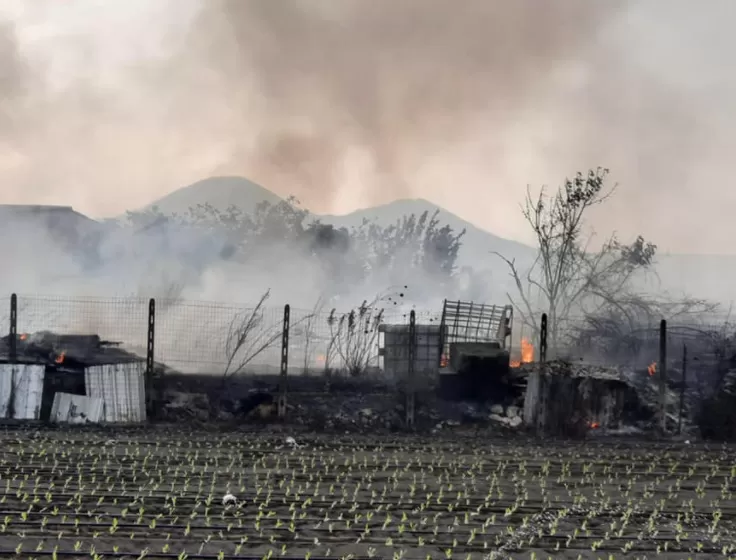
[[566, 293, 716, 363], [494, 168, 657, 355]]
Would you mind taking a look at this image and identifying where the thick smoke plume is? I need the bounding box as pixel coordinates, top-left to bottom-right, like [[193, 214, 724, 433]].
[[2, 1, 735, 371], [1, 1, 630, 218], [3, 0, 732, 255], [173, 0, 623, 207], [1, 0, 735, 310]]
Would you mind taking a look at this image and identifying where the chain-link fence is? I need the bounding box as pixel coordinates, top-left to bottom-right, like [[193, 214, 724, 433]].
[[12, 293, 729, 377], [153, 302, 442, 374], [1, 294, 446, 375], [14, 295, 150, 350]]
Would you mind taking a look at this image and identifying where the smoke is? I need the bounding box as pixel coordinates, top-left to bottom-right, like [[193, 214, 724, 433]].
[[0, 20, 32, 161], [0, 1, 627, 214], [167, 0, 624, 207], [2, 0, 736, 315]]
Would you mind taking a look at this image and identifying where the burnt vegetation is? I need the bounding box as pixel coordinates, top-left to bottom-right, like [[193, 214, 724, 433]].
[[125, 197, 465, 298], [119, 168, 736, 440]]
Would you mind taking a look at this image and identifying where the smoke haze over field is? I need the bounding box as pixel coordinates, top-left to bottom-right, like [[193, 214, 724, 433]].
[[1, 1, 735, 254]]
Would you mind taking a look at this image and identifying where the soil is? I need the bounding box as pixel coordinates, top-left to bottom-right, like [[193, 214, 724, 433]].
[[0, 425, 731, 559], [157, 372, 528, 434]]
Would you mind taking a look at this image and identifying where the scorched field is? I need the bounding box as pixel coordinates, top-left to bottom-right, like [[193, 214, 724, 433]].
[[0, 427, 733, 559]]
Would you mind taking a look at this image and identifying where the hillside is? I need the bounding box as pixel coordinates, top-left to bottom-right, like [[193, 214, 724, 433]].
[[134, 176, 736, 306], [143, 176, 283, 217], [318, 198, 535, 269], [142, 177, 535, 267]]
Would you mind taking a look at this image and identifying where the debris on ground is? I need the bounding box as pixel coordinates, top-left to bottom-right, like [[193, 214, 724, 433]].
[[222, 493, 237, 506], [156, 368, 691, 437], [159, 380, 532, 434]]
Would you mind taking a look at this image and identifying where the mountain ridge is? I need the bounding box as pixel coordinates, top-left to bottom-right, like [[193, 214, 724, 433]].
[[131, 176, 736, 304], [141, 176, 534, 267], [144, 176, 283, 217]]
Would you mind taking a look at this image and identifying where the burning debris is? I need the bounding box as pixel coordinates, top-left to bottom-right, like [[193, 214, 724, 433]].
[[0, 330, 151, 424], [510, 338, 534, 368], [0, 331, 142, 368], [522, 360, 641, 436]]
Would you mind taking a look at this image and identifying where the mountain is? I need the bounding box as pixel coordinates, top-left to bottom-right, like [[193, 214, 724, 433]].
[[318, 198, 535, 270], [143, 176, 283, 217], [133, 176, 736, 306], [139, 177, 534, 267]]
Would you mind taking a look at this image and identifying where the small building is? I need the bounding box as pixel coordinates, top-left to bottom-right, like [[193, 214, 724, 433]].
[[378, 323, 443, 390], [523, 361, 636, 436], [0, 331, 147, 423]]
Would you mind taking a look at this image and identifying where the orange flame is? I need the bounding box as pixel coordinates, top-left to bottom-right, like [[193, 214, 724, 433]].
[[589, 421, 600, 429], [648, 362, 657, 376], [510, 338, 534, 368], [19, 334, 27, 341], [55, 351, 66, 364], [440, 354, 448, 368], [315, 354, 326, 364]]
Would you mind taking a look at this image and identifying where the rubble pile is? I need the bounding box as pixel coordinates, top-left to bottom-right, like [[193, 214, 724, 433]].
[[621, 366, 698, 434], [159, 386, 529, 434], [516, 360, 624, 381], [0, 331, 142, 368], [154, 361, 711, 438], [696, 368, 736, 440], [488, 403, 524, 428]]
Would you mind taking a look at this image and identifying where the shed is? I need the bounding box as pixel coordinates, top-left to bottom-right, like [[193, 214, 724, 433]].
[[378, 323, 442, 388], [0, 331, 147, 423], [523, 361, 636, 436]]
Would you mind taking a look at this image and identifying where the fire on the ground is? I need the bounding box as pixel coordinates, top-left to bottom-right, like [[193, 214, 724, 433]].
[[510, 338, 534, 368]]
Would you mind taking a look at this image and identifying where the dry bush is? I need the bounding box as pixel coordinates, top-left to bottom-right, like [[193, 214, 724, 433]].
[[222, 290, 314, 383], [324, 290, 406, 377]]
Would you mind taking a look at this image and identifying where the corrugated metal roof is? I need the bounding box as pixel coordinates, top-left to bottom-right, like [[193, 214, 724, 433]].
[[0, 364, 45, 420], [85, 362, 146, 423], [50, 393, 104, 424]]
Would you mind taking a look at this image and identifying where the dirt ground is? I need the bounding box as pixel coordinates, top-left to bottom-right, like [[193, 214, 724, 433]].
[[157, 371, 671, 437], [0, 425, 731, 559]]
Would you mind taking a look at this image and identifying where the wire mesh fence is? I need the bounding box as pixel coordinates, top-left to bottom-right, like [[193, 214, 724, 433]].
[[2, 294, 445, 375], [4, 293, 731, 387], [14, 295, 150, 351]]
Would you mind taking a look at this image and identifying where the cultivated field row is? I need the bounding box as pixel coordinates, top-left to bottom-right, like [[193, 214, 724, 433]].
[[0, 427, 732, 559]]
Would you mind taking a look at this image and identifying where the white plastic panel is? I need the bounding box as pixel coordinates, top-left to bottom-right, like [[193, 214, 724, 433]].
[[50, 392, 104, 424], [85, 362, 146, 423], [0, 364, 45, 420]]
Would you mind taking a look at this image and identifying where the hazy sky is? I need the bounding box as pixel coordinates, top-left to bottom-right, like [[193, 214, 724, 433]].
[[1, 1, 735, 253]]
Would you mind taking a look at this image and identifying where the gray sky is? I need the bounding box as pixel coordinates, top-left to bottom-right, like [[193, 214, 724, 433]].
[[1, 0, 734, 254]]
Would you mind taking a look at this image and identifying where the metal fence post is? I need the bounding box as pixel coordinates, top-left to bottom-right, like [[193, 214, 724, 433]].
[[9, 294, 17, 363], [678, 344, 687, 435], [146, 298, 156, 420], [659, 319, 668, 434], [406, 310, 416, 428], [540, 313, 548, 365], [277, 304, 290, 419], [437, 299, 447, 368]]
